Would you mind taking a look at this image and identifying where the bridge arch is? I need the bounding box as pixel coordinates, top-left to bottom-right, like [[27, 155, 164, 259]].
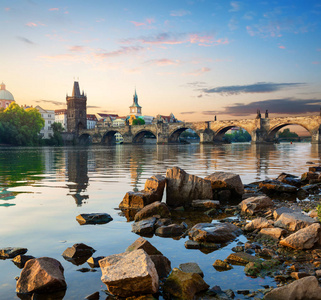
[[168, 126, 200, 143], [213, 125, 252, 143], [267, 122, 312, 142], [133, 129, 156, 144], [102, 130, 124, 145], [78, 133, 92, 145]]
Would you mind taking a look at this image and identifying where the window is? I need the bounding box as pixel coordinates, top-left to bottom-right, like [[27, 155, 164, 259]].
[[48, 114, 51, 117]]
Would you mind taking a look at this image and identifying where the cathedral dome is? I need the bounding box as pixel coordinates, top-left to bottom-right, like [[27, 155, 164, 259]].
[[0, 83, 14, 101]]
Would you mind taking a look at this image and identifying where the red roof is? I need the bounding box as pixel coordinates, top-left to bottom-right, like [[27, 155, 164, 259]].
[[87, 114, 98, 121], [55, 109, 67, 114]]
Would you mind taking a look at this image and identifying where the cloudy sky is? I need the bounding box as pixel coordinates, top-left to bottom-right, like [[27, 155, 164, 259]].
[[1, 0, 320, 120]]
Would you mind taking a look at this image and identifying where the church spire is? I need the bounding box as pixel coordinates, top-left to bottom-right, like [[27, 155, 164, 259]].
[[72, 81, 81, 97]]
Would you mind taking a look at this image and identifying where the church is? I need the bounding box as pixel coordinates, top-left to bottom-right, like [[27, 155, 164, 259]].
[[0, 82, 15, 109]]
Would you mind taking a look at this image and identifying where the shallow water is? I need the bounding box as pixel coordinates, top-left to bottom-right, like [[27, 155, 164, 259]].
[[0, 143, 320, 299]]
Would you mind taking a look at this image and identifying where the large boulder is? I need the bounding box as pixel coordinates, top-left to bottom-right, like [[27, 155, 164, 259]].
[[265, 276, 321, 300], [163, 268, 209, 300], [259, 227, 286, 239], [76, 213, 113, 225], [134, 201, 170, 222], [125, 237, 162, 255], [226, 252, 262, 265], [244, 217, 274, 231], [239, 195, 273, 215], [155, 223, 186, 237], [188, 222, 242, 244], [99, 249, 159, 298], [16, 257, 67, 294], [205, 171, 244, 200], [120, 175, 166, 209], [276, 173, 301, 187], [191, 200, 220, 210], [279, 223, 321, 250], [62, 243, 96, 265], [274, 212, 316, 231], [165, 167, 213, 208]]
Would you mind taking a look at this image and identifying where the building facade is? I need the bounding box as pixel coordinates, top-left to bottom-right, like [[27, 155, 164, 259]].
[[66, 81, 87, 133], [55, 109, 67, 130], [36, 106, 55, 138], [87, 114, 98, 129], [0, 82, 15, 109]]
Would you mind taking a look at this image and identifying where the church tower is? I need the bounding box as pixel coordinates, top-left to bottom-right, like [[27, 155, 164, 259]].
[[66, 81, 87, 133], [129, 89, 142, 116]]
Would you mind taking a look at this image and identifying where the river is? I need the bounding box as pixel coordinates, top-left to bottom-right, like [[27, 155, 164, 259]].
[[0, 143, 320, 299]]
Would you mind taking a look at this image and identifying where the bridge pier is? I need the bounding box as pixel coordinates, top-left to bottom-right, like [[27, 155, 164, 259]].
[[311, 127, 321, 144], [199, 131, 214, 144]]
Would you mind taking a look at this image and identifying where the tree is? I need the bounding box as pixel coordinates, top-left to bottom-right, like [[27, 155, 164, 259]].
[[278, 128, 299, 139], [0, 103, 44, 146], [47, 122, 64, 146], [224, 129, 251, 143], [132, 118, 145, 125]]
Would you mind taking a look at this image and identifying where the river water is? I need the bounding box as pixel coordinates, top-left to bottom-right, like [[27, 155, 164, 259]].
[[0, 143, 320, 299]]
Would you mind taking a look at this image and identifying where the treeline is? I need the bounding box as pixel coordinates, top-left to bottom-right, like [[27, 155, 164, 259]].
[[0, 103, 64, 146], [224, 129, 251, 143]]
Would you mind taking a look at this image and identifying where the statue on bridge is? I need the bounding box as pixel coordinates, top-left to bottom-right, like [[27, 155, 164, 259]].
[[256, 109, 261, 119], [265, 110, 269, 118]]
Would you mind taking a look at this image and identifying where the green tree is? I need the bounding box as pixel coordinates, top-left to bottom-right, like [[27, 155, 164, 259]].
[[0, 103, 44, 146], [49, 122, 64, 146], [132, 118, 145, 125], [278, 128, 299, 139], [224, 129, 251, 143]]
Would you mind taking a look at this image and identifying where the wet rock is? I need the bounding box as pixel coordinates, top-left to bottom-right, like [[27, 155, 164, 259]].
[[276, 173, 301, 187], [185, 240, 201, 249], [244, 261, 262, 276], [76, 213, 113, 225], [273, 206, 302, 220], [259, 180, 298, 195], [259, 227, 286, 239], [213, 260, 233, 271], [132, 217, 157, 236], [120, 175, 166, 209], [154, 218, 172, 229], [244, 217, 274, 231], [265, 276, 321, 300], [0, 247, 27, 259], [16, 257, 66, 294], [150, 254, 171, 279], [126, 237, 162, 255], [239, 195, 273, 215], [188, 222, 242, 244], [155, 223, 186, 237], [226, 252, 262, 265], [279, 223, 321, 250], [62, 243, 95, 265], [191, 200, 220, 210], [308, 209, 318, 218], [165, 167, 213, 208], [205, 171, 244, 198], [85, 291, 100, 300], [134, 201, 170, 222], [301, 171, 319, 183], [163, 268, 209, 300], [87, 256, 105, 268], [290, 272, 310, 280], [179, 262, 204, 278], [99, 249, 158, 298], [12, 255, 35, 269], [274, 212, 316, 231]]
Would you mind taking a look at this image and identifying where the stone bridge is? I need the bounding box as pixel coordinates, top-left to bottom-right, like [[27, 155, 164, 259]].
[[78, 115, 321, 144]]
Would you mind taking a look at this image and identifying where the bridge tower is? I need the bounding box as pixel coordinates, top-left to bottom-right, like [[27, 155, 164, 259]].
[[129, 89, 142, 116], [66, 81, 87, 133]]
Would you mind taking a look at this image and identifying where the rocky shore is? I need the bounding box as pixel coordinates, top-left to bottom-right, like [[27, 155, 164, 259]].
[[3, 165, 321, 299]]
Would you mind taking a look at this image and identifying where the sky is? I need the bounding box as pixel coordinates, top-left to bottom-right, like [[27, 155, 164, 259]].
[[1, 0, 321, 122]]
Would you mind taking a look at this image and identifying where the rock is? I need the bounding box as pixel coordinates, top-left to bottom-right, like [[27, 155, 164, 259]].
[[165, 167, 213, 208], [150, 255, 171, 279], [259, 227, 286, 239], [274, 212, 316, 231], [239, 195, 273, 215], [16, 257, 66, 294], [12, 255, 35, 269], [213, 259, 233, 271], [62, 243, 95, 265], [179, 262, 204, 278], [301, 171, 319, 182], [85, 291, 100, 300], [120, 176, 166, 209], [87, 256, 105, 268], [226, 252, 262, 265], [290, 272, 310, 280], [155, 223, 186, 237], [265, 276, 321, 300], [191, 200, 220, 209], [309, 209, 318, 218], [163, 268, 209, 300], [205, 171, 244, 198], [0, 247, 27, 258], [276, 173, 301, 187], [244, 217, 274, 231], [76, 213, 113, 225], [259, 180, 298, 195], [244, 261, 262, 276], [134, 201, 170, 222], [132, 217, 157, 236], [279, 223, 321, 250], [99, 249, 158, 298], [273, 206, 302, 220], [188, 222, 241, 244], [154, 218, 172, 229], [185, 240, 201, 249], [126, 237, 162, 255]]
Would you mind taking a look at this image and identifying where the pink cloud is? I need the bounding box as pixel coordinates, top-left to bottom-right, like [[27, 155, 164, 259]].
[[279, 45, 286, 49], [146, 18, 155, 24], [49, 8, 59, 11], [185, 67, 211, 76], [312, 61, 320, 65], [68, 45, 86, 52], [95, 46, 143, 58], [5, 7, 10, 11], [131, 21, 145, 27], [147, 59, 180, 66], [26, 22, 37, 27], [189, 34, 229, 46]]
